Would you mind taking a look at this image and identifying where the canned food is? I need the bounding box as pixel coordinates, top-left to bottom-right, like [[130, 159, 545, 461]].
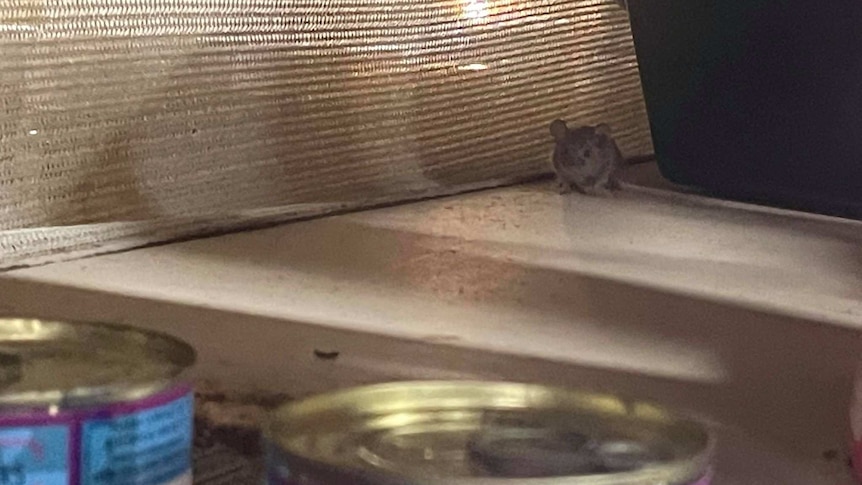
[[0, 318, 196, 485], [264, 381, 714, 484], [851, 363, 862, 482]]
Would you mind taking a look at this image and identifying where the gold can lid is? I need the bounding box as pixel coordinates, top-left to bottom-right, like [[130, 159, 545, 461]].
[[0, 318, 195, 407], [267, 381, 713, 484]]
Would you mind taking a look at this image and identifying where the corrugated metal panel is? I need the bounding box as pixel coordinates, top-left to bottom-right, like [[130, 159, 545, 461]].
[[0, 0, 651, 267]]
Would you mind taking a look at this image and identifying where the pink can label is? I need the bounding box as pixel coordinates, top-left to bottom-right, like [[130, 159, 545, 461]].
[[851, 364, 862, 482], [853, 440, 862, 482], [0, 384, 193, 485]]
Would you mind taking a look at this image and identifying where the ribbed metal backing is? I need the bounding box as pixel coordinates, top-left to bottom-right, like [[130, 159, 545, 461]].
[[0, 0, 652, 268]]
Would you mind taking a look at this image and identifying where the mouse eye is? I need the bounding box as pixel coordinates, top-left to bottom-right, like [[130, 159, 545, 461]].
[[583, 149, 592, 158]]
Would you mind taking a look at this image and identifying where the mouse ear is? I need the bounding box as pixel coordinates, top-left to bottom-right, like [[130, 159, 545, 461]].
[[595, 123, 613, 137], [549, 119, 569, 141]]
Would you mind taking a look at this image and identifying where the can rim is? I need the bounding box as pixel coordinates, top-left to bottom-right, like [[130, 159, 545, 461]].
[[266, 380, 715, 485], [0, 317, 196, 408]]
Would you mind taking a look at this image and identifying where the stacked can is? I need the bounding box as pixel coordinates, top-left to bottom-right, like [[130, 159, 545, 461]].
[[264, 381, 714, 484], [852, 366, 862, 482], [0, 318, 196, 485]]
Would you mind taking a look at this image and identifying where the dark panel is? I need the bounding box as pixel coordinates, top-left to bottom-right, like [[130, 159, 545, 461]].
[[628, 0, 862, 219]]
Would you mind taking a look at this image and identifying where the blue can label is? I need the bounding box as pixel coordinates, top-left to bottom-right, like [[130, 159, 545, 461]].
[[81, 392, 193, 485], [0, 425, 70, 485], [0, 385, 193, 485]]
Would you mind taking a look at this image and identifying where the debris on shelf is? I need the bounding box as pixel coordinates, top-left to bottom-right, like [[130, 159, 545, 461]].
[[193, 380, 293, 484]]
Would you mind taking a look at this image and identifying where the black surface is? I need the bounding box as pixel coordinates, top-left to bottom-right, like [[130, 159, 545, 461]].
[[627, 0, 862, 219]]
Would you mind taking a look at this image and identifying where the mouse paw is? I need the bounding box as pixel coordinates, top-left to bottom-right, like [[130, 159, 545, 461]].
[[556, 180, 572, 194]]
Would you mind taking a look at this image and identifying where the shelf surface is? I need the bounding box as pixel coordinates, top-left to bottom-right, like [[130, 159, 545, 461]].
[[1, 170, 860, 484]]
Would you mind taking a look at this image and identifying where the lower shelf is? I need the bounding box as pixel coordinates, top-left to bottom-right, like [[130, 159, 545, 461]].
[[3, 180, 859, 484]]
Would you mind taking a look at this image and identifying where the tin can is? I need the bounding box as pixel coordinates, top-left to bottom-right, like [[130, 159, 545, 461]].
[[264, 381, 714, 485], [0, 317, 196, 485]]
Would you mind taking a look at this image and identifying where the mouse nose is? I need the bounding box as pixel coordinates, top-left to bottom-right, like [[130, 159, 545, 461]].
[[550, 119, 568, 140]]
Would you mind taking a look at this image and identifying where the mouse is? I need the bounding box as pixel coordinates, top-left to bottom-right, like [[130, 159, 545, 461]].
[[549, 119, 626, 196]]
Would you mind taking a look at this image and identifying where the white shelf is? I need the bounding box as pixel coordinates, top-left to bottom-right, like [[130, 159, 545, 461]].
[[1, 171, 860, 483]]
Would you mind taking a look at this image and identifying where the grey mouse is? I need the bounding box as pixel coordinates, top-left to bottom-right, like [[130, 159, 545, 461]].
[[549, 119, 624, 196]]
